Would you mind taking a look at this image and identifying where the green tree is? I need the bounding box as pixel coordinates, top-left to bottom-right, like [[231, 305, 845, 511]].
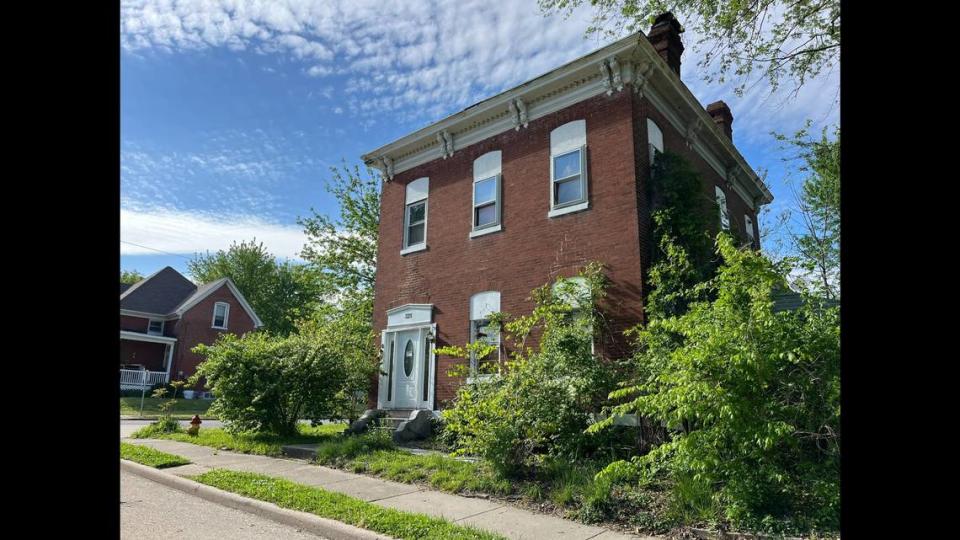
[[298, 164, 381, 306], [296, 164, 382, 417], [776, 123, 840, 299], [192, 332, 349, 435], [592, 235, 840, 532], [121, 269, 144, 284], [539, 0, 840, 98], [187, 240, 320, 336], [645, 150, 716, 318]]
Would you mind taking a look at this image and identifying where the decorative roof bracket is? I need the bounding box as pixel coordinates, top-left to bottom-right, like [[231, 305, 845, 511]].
[[436, 129, 455, 159], [379, 155, 395, 181], [508, 98, 529, 131], [598, 56, 625, 95]]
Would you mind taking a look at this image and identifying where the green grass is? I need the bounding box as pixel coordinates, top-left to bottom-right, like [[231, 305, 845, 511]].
[[192, 469, 505, 540], [135, 423, 347, 456], [120, 442, 191, 468], [141, 422, 671, 533], [120, 397, 215, 419]]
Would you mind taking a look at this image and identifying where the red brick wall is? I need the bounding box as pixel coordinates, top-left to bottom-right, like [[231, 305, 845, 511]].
[[169, 284, 258, 383], [119, 340, 166, 371], [373, 91, 647, 408], [120, 315, 150, 333], [637, 96, 759, 249]]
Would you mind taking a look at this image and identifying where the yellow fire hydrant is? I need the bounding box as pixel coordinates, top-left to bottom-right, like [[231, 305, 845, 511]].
[[187, 415, 202, 437]]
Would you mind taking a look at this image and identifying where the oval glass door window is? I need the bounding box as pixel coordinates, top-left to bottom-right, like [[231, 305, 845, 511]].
[[403, 340, 414, 377]]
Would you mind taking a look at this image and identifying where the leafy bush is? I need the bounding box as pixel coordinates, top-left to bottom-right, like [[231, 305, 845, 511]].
[[131, 416, 182, 438], [438, 263, 620, 477], [191, 331, 350, 435], [593, 235, 840, 533]]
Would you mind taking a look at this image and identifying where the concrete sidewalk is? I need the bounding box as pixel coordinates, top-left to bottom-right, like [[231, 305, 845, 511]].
[[125, 438, 656, 540]]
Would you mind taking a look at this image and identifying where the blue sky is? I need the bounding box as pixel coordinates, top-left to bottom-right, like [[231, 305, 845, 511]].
[[120, 0, 839, 279]]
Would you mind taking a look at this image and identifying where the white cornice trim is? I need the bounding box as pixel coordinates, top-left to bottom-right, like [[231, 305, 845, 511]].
[[120, 309, 178, 320], [361, 31, 771, 207], [120, 330, 177, 344]]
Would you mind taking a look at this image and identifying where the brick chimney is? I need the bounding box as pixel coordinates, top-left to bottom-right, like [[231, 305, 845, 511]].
[[647, 12, 684, 76], [706, 101, 734, 141]]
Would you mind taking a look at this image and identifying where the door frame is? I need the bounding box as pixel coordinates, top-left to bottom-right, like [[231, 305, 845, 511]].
[[378, 304, 436, 411]]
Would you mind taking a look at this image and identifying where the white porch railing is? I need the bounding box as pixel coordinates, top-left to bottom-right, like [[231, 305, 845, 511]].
[[119, 369, 169, 389]]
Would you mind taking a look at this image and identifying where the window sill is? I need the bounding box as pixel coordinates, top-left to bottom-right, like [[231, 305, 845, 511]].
[[547, 201, 589, 218], [211, 326, 228, 330], [400, 244, 427, 256], [469, 225, 502, 239]]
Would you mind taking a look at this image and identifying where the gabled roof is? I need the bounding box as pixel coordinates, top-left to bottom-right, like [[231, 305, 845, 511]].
[[120, 266, 197, 315], [120, 282, 132, 294], [171, 277, 265, 328], [118, 266, 264, 328]]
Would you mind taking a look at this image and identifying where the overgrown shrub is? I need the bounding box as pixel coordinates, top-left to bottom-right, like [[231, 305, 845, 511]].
[[438, 263, 620, 477], [593, 235, 840, 533], [131, 416, 182, 438], [191, 331, 350, 436]]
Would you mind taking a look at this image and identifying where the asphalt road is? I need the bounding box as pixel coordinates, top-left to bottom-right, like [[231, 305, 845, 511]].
[[121, 469, 327, 539]]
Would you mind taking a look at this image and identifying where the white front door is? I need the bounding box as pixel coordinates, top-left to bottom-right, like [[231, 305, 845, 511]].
[[393, 329, 421, 408]]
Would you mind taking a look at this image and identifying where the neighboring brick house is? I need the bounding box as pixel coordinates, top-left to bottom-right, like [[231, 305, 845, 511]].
[[119, 266, 263, 389], [361, 13, 773, 412]]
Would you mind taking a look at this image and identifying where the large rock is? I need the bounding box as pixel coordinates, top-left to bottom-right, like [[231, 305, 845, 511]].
[[392, 409, 433, 443], [345, 409, 383, 436]]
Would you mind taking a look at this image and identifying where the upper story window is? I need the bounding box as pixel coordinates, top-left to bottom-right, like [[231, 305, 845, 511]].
[[471, 151, 502, 238], [552, 276, 594, 354], [469, 291, 501, 378], [647, 118, 664, 167], [212, 302, 230, 329], [402, 177, 429, 254], [147, 319, 164, 336], [715, 186, 730, 230], [548, 120, 588, 218], [744, 214, 755, 244]]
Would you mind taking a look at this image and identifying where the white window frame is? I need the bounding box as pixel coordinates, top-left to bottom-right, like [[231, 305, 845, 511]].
[[212, 302, 230, 329], [744, 214, 755, 243], [147, 319, 164, 336], [553, 277, 595, 355], [548, 120, 589, 218], [470, 151, 502, 238], [402, 177, 429, 254], [647, 118, 664, 167], [715, 186, 730, 230], [468, 291, 501, 382], [469, 319, 501, 381]]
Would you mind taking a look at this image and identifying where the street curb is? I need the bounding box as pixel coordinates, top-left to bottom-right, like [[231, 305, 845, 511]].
[[121, 459, 392, 540]]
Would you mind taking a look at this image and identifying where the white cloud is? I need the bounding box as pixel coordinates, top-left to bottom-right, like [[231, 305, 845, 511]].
[[121, 0, 837, 135], [120, 204, 307, 260]]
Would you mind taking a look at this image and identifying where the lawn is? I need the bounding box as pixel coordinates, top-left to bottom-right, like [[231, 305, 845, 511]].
[[120, 442, 191, 468], [193, 469, 504, 540], [120, 397, 215, 419], [134, 423, 348, 456], [137, 422, 673, 533]]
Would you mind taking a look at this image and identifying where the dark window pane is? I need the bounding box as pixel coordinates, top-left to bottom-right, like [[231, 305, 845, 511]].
[[553, 150, 581, 180], [408, 202, 425, 223], [474, 177, 496, 205], [555, 177, 582, 205], [407, 223, 425, 245], [475, 203, 497, 227], [403, 340, 414, 377]]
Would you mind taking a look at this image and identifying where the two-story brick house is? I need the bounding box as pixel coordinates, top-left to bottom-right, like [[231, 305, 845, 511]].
[[119, 266, 263, 390], [361, 13, 773, 413]]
